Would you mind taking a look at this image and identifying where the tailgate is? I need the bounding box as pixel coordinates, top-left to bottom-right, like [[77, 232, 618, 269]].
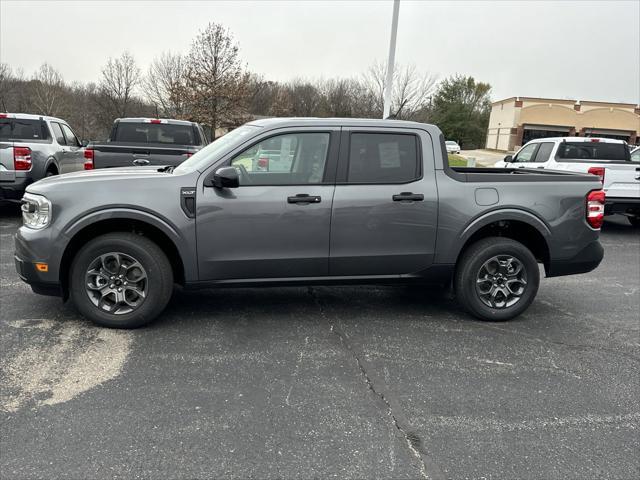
[[92, 143, 194, 169], [0, 142, 15, 182], [604, 164, 640, 199]]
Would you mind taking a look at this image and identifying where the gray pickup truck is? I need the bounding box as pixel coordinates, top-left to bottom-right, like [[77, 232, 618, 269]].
[[0, 113, 86, 202], [85, 118, 208, 170], [15, 118, 605, 328]]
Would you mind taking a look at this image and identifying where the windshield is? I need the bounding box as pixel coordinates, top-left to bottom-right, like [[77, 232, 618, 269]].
[[445, 141, 457, 145], [174, 125, 260, 174]]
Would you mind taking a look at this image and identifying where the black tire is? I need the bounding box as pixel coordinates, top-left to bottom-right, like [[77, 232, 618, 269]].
[[45, 169, 57, 177], [628, 216, 640, 227], [69, 232, 173, 328], [454, 237, 540, 322]]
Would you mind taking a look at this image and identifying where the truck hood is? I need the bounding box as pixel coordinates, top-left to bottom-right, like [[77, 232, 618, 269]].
[[26, 167, 175, 195]]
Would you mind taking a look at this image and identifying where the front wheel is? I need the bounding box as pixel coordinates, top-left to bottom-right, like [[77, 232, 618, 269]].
[[454, 237, 540, 321], [70, 232, 174, 328]]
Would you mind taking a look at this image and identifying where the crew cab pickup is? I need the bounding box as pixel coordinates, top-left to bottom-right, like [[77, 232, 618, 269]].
[[84, 118, 208, 170], [15, 118, 605, 328], [496, 137, 640, 226], [1, 113, 86, 202]]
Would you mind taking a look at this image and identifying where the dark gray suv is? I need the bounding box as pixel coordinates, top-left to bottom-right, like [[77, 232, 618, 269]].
[[15, 118, 604, 328]]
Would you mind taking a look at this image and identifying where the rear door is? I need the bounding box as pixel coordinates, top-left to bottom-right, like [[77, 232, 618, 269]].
[[196, 127, 339, 280], [50, 122, 72, 174], [329, 128, 438, 276]]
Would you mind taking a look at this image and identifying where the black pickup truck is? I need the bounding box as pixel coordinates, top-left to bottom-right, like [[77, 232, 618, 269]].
[[84, 118, 208, 170]]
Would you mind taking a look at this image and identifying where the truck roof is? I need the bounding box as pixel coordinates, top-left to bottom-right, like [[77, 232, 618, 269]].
[[247, 117, 439, 131], [116, 117, 194, 125], [0, 112, 68, 123], [525, 136, 626, 144]]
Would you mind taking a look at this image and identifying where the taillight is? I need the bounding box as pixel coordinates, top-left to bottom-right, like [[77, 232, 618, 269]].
[[150, 119, 162, 124], [586, 190, 605, 229], [588, 166, 605, 184], [257, 157, 269, 169], [589, 138, 600, 143], [13, 146, 32, 170], [0, 113, 8, 118], [83, 148, 94, 170]]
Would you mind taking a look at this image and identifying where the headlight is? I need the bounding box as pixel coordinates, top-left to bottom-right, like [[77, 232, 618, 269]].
[[21, 193, 52, 229]]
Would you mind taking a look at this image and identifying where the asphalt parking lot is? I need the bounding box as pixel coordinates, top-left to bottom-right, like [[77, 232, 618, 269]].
[[1, 203, 638, 480]]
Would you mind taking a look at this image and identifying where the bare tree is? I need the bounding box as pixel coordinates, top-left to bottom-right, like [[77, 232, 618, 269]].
[[30, 63, 65, 116], [99, 52, 141, 118], [184, 22, 251, 138], [143, 52, 188, 118], [361, 61, 437, 119]]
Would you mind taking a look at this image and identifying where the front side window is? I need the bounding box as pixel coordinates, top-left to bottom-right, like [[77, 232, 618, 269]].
[[347, 133, 419, 183], [631, 149, 640, 163], [61, 124, 80, 147], [514, 143, 539, 162], [230, 132, 330, 186]]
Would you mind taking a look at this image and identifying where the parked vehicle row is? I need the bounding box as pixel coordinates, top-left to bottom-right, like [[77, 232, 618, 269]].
[[0, 113, 208, 203], [496, 137, 640, 226], [15, 118, 605, 328]]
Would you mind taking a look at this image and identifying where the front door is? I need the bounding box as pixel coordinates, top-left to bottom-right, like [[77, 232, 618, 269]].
[[329, 128, 438, 276], [196, 128, 339, 281]]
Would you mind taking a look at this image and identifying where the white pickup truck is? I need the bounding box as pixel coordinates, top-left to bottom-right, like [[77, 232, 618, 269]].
[[496, 137, 640, 226]]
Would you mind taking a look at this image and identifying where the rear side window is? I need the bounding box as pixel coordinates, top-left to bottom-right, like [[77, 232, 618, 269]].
[[0, 119, 49, 141], [557, 142, 629, 161], [50, 122, 66, 145], [347, 133, 419, 183], [114, 123, 196, 145], [534, 142, 554, 163]]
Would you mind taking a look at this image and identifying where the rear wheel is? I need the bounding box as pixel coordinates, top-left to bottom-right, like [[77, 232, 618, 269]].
[[455, 237, 540, 321], [70, 232, 173, 328], [45, 167, 57, 177], [628, 216, 640, 227]]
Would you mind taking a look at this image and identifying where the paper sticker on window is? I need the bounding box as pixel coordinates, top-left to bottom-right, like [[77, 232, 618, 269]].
[[379, 142, 401, 168]]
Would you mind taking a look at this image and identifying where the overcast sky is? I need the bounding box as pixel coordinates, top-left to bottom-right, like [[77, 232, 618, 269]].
[[1, 0, 639, 104]]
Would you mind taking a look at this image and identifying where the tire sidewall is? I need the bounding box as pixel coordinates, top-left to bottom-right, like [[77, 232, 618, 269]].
[[458, 239, 540, 321], [70, 234, 172, 328]]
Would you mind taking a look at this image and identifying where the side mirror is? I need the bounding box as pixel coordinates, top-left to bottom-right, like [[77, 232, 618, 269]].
[[81, 139, 90, 147], [503, 155, 513, 163], [209, 166, 239, 189]]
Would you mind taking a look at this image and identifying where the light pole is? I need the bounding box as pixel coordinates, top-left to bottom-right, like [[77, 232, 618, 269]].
[[383, 0, 400, 119]]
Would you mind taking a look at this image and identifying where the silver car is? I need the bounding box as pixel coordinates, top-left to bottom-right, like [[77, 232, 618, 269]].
[[445, 140, 461, 154]]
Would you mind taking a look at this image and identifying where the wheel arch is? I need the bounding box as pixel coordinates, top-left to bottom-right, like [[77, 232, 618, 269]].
[[59, 210, 188, 299], [44, 157, 59, 174], [454, 209, 552, 273]]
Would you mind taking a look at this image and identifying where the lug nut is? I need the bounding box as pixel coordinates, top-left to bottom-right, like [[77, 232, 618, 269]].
[[110, 284, 115, 288], [118, 288, 122, 292]]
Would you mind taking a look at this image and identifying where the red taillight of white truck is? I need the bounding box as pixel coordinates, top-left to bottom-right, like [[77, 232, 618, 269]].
[[588, 166, 605, 184], [586, 190, 605, 229], [83, 148, 94, 170]]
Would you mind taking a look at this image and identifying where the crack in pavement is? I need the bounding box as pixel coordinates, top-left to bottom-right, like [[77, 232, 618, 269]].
[[307, 287, 444, 480]]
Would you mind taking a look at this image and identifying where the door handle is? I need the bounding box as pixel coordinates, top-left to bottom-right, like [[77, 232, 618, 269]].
[[287, 194, 321, 204], [392, 192, 424, 202], [132, 158, 150, 166]]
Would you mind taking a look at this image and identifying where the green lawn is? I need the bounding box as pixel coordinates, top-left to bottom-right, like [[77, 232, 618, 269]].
[[448, 154, 468, 167]]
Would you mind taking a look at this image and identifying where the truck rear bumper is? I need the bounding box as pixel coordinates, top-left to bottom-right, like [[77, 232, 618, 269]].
[[604, 197, 640, 216], [547, 240, 604, 277], [0, 176, 30, 202]]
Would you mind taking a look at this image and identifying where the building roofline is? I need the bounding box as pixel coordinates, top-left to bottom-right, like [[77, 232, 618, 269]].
[[491, 96, 639, 108]]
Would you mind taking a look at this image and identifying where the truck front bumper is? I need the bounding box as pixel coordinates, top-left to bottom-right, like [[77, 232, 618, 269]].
[[546, 240, 604, 277], [14, 227, 63, 297]]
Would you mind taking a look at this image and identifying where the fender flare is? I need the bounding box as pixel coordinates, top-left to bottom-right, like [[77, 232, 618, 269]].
[[443, 207, 552, 264], [58, 207, 194, 281], [44, 157, 59, 174]]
